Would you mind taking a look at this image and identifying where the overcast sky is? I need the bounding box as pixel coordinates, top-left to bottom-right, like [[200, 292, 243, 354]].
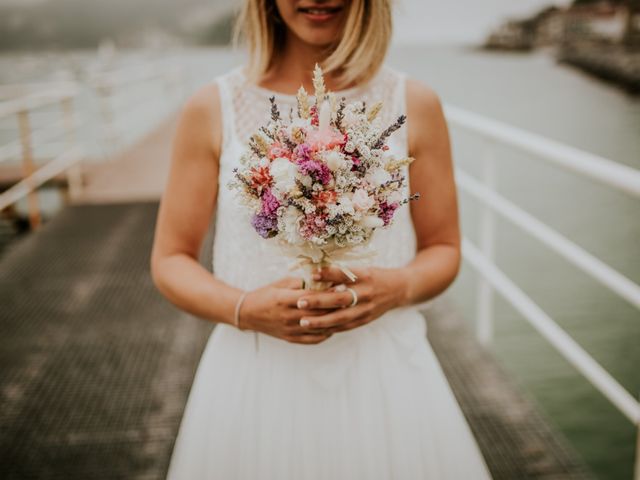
[[393, 0, 572, 44]]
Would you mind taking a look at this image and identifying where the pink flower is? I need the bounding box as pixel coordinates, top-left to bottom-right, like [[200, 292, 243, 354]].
[[267, 142, 291, 160], [352, 188, 375, 211], [297, 158, 332, 185], [249, 165, 272, 194], [313, 190, 337, 207], [309, 105, 319, 127], [378, 201, 399, 226], [306, 127, 345, 152], [261, 189, 280, 216], [293, 143, 312, 163], [300, 213, 327, 239]]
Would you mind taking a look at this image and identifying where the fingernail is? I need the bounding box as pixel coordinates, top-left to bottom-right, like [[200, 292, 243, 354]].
[[335, 284, 346, 292], [300, 318, 310, 327], [297, 299, 308, 309]]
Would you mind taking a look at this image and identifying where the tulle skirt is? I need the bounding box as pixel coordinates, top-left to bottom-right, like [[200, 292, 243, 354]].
[[166, 306, 493, 479]]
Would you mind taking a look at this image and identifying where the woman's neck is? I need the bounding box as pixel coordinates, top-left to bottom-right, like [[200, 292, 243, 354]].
[[258, 35, 352, 94]]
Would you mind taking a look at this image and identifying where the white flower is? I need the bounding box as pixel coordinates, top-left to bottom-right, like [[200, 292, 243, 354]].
[[343, 109, 359, 128], [387, 190, 404, 204], [299, 174, 312, 188], [270, 157, 298, 193], [291, 116, 311, 129], [352, 188, 375, 211], [360, 215, 384, 229], [338, 195, 355, 215], [344, 141, 355, 153], [366, 167, 392, 186], [279, 206, 304, 245], [324, 150, 346, 171]]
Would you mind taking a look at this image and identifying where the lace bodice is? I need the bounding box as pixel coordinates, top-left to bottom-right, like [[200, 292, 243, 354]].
[[212, 64, 418, 292]]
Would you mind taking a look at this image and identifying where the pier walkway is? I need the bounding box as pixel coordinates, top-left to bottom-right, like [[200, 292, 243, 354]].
[[0, 117, 593, 479]]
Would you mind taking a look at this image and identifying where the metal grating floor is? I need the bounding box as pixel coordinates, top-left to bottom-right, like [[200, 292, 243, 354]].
[[0, 202, 214, 480]]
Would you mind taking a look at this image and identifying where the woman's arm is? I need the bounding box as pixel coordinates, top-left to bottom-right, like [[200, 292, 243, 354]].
[[397, 77, 461, 306], [294, 78, 461, 332], [150, 84, 243, 325]]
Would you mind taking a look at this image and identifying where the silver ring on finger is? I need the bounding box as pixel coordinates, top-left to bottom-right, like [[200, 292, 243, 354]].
[[346, 287, 358, 308]]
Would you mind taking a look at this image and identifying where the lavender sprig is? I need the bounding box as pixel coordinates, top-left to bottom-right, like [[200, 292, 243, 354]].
[[269, 96, 280, 121], [232, 167, 259, 198], [335, 97, 346, 130], [372, 114, 406, 149], [260, 126, 275, 141]]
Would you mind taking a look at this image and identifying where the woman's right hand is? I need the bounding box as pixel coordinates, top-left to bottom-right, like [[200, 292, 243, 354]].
[[237, 277, 334, 345]]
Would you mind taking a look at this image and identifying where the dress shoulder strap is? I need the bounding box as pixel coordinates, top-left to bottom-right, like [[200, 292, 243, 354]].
[[214, 68, 241, 155]]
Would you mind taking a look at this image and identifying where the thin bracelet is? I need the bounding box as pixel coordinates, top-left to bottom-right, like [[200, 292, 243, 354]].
[[233, 290, 249, 330]]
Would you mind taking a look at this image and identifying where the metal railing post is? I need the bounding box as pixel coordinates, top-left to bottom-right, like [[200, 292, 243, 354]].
[[476, 138, 496, 345], [635, 403, 639, 480], [16, 109, 40, 230]]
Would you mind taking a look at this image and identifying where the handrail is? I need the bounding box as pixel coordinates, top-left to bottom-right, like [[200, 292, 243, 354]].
[[445, 103, 640, 473], [0, 81, 78, 100], [462, 238, 640, 424], [0, 146, 83, 211], [445, 104, 640, 198], [0, 87, 77, 120], [456, 169, 640, 310], [0, 59, 189, 222]]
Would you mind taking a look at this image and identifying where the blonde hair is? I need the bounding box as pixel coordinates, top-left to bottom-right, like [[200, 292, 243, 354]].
[[231, 0, 393, 89]]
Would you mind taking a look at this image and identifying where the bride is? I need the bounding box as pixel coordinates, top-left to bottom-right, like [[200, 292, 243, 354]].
[[151, 0, 493, 478]]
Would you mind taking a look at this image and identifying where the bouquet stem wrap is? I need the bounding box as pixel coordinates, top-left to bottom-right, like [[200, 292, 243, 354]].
[[283, 242, 379, 291]]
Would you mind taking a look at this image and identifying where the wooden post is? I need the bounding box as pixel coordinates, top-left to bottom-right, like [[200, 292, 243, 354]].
[[476, 138, 496, 346], [17, 109, 40, 230]]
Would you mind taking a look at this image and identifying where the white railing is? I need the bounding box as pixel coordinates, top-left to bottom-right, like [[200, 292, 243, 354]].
[[0, 85, 84, 229], [0, 57, 203, 228], [88, 59, 190, 157], [443, 104, 640, 477]]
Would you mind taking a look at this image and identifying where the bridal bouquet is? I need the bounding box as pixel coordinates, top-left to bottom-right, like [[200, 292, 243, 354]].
[[227, 64, 419, 290]]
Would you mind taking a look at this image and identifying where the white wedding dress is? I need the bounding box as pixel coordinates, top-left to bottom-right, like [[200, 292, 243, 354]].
[[165, 64, 493, 479]]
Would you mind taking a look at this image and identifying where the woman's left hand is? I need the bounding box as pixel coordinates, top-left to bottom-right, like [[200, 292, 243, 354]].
[[296, 266, 409, 334]]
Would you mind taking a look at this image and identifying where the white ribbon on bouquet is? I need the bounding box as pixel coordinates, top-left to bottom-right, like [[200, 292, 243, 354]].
[[280, 241, 379, 290]]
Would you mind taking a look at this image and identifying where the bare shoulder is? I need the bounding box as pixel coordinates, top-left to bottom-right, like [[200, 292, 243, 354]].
[[174, 81, 223, 160], [404, 76, 449, 157]]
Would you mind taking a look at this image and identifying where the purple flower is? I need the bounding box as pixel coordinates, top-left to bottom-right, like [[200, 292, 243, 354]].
[[261, 189, 280, 216], [378, 201, 399, 226], [251, 212, 278, 238], [297, 158, 332, 185]]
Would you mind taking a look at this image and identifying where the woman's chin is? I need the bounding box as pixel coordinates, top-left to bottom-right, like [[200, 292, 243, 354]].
[[297, 32, 340, 49]]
